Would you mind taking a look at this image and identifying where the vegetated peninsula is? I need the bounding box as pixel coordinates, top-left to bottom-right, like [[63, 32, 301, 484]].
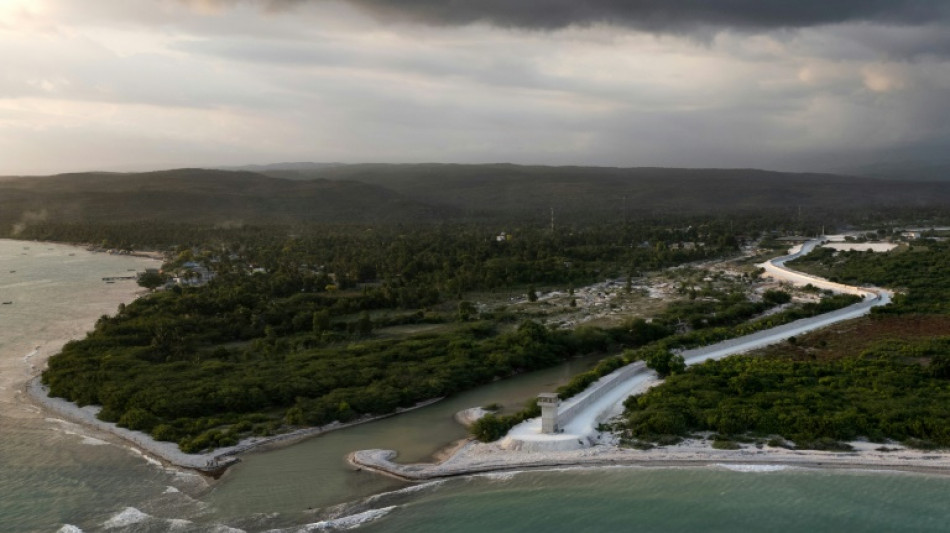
[[9, 163, 950, 470], [39, 222, 743, 452]]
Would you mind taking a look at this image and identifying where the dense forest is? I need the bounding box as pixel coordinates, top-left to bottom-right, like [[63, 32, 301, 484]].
[[619, 238, 950, 450], [42, 220, 751, 452], [621, 338, 950, 449]]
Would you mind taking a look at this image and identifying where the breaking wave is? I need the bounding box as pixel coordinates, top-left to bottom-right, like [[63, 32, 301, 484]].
[[297, 506, 396, 531], [363, 480, 445, 504], [102, 507, 150, 529], [715, 464, 791, 473]]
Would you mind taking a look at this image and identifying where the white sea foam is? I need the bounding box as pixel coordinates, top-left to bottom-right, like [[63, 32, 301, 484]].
[[125, 445, 163, 467], [102, 507, 151, 529], [56, 526, 84, 533], [167, 518, 193, 530], [172, 469, 205, 481], [295, 506, 397, 531], [49, 419, 111, 448], [363, 480, 445, 504], [715, 464, 790, 473], [210, 525, 247, 533], [60, 422, 109, 446], [164, 485, 181, 493], [476, 470, 524, 481]]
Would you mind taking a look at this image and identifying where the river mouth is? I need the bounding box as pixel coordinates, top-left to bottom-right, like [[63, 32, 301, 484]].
[[204, 353, 606, 516]]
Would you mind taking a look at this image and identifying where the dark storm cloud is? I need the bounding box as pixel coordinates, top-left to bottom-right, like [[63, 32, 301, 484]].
[[247, 0, 950, 31]]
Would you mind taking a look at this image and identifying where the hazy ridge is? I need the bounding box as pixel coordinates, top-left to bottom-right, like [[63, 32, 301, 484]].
[[3, 164, 950, 228]]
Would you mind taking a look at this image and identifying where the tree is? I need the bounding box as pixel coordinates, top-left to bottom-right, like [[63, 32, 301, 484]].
[[357, 312, 373, 337], [137, 271, 165, 290], [312, 309, 331, 334], [645, 348, 686, 378], [527, 286, 538, 302], [763, 289, 791, 305], [930, 354, 950, 379], [471, 413, 509, 441], [458, 300, 476, 321]]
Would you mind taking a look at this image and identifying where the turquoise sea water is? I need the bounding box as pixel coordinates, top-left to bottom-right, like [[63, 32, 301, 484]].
[[361, 467, 950, 533], [4, 239, 950, 532]]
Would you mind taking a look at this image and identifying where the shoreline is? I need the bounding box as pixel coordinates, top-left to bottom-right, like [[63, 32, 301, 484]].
[[25, 376, 445, 476], [349, 438, 950, 482], [5, 235, 444, 477], [1, 237, 167, 261]]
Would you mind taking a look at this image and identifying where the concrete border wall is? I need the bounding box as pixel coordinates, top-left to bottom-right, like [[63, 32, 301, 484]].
[[558, 361, 647, 426]]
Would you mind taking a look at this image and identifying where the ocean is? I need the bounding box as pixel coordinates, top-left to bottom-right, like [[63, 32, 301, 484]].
[[3, 239, 950, 532], [358, 467, 950, 532]]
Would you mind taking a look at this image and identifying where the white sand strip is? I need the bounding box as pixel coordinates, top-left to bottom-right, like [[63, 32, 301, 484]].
[[27, 376, 444, 474]]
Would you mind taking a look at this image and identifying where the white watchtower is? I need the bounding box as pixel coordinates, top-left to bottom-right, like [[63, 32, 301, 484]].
[[538, 392, 560, 434]]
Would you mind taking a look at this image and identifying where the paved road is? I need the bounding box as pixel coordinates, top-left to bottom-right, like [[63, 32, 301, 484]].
[[504, 238, 892, 450]]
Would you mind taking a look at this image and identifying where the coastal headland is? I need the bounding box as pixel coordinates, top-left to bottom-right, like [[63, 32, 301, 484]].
[[21, 236, 946, 479]]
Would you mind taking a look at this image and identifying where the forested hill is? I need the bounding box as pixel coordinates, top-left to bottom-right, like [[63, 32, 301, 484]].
[[3, 164, 950, 232], [0, 168, 449, 226], [265, 163, 950, 219]]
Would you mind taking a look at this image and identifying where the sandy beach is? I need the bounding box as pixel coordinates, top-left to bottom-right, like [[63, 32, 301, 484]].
[[26, 376, 446, 475]]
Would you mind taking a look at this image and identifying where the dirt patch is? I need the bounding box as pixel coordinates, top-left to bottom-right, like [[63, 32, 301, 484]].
[[750, 314, 950, 361], [374, 323, 454, 338]]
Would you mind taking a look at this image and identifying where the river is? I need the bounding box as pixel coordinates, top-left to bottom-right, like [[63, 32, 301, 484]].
[[3, 239, 949, 532]]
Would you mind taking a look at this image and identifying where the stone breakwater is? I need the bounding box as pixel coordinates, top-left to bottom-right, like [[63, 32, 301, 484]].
[[349, 439, 950, 482]]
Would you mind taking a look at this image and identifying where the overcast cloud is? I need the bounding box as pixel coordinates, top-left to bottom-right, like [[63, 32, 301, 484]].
[[0, 0, 948, 174]]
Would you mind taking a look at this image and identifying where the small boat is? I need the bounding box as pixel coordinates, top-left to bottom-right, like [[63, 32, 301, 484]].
[[106, 281, 115, 284], [9, 270, 15, 273], [2, 301, 12, 305], [68, 253, 75, 256]]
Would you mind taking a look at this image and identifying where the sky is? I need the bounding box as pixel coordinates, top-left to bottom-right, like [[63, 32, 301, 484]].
[[1, 0, 949, 175]]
